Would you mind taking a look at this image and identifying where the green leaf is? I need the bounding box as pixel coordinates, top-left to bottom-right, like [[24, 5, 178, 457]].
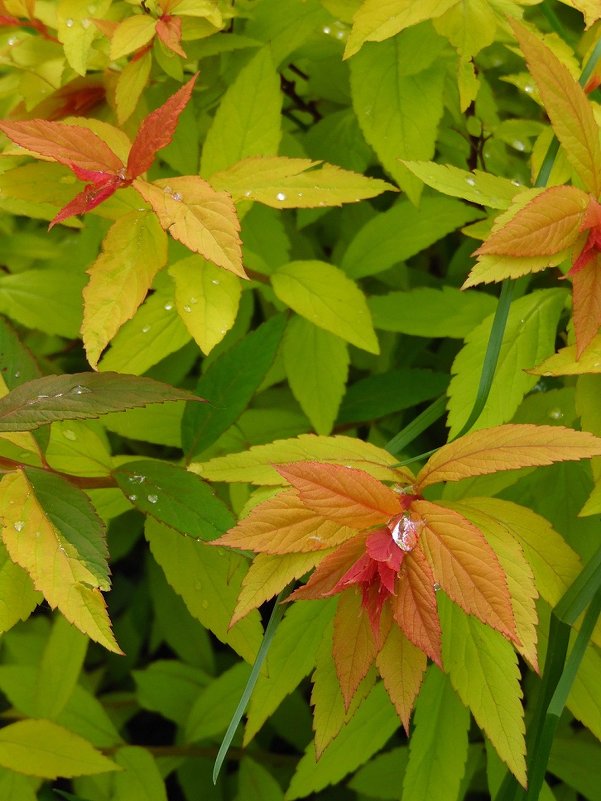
[[236, 759, 284, 801], [272, 261, 378, 353], [243, 0, 328, 64], [181, 314, 286, 459], [0, 719, 118, 779], [145, 518, 263, 663], [283, 317, 349, 435], [102, 405, 184, 448], [402, 666, 469, 801], [114, 459, 234, 539], [548, 736, 601, 801], [58, 0, 111, 75], [46, 421, 112, 478], [402, 161, 522, 209], [0, 316, 43, 390], [348, 747, 409, 799], [342, 197, 483, 279], [369, 287, 497, 338], [185, 662, 251, 742], [0, 371, 201, 432], [35, 614, 88, 720], [285, 682, 399, 800], [201, 47, 282, 177], [0, 767, 37, 801], [0, 541, 39, 634], [447, 289, 567, 436], [0, 269, 85, 338], [113, 746, 167, 801], [350, 33, 446, 202], [133, 661, 209, 726], [439, 593, 526, 787], [169, 255, 241, 355], [244, 599, 336, 744]]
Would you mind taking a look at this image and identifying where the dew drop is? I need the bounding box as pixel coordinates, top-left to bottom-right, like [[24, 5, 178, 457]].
[[13, 521, 24, 532], [183, 305, 192, 313], [389, 514, 423, 552], [65, 17, 74, 27], [62, 429, 77, 441], [117, 167, 127, 180], [58, 545, 66, 552], [524, 84, 534, 94], [189, 296, 198, 305], [128, 494, 137, 502], [141, 325, 151, 333], [433, 582, 441, 592], [512, 139, 526, 152], [511, 179, 521, 187], [7, 36, 18, 46], [129, 474, 146, 484], [13, 370, 20, 378], [335, 29, 345, 39], [27, 393, 51, 405], [70, 384, 92, 395], [548, 407, 564, 420], [172, 192, 183, 202], [147, 494, 158, 504], [80, 17, 90, 28], [465, 176, 476, 187], [276, 192, 287, 201], [322, 25, 331, 34], [163, 185, 173, 194], [164, 302, 174, 311], [211, 279, 220, 285], [244, 190, 252, 198]]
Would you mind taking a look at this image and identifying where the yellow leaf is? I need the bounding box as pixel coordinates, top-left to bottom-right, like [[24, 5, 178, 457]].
[[133, 177, 245, 277], [110, 14, 157, 60], [83, 212, 168, 369], [530, 335, 601, 375], [376, 622, 426, 732]]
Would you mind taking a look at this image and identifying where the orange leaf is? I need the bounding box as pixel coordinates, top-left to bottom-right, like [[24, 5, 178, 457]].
[[0, 119, 123, 173], [376, 622, 427, 733], [415, 424, 601, 489], [213, 489, 357, 554], [510, 19, 601, 196], [474, 186, 588, 257], [333, 589, 377, 709], [275, 462, 400, 529], [413, 500, 517, 641], [392, 546, 442, 668], [133, 176, 245, 277], [572, 255, 601, 357], [126, 74, 196, 179], [289, 533, 369, 601], [155, 15, 187, 58]]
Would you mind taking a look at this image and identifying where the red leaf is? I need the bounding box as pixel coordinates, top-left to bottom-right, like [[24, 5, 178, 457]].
[[333, 589, 377, 709], [392, 546, 442, 668], [49, 175, 120, 228], [413, 500, 517, 642], [0, 119, 123, 173], [572, 255, 601, 357], [126, 74, 197, 179], [156, 15, 187, 58], [275, 462, 400, 529], [289, 532, 369, 601]]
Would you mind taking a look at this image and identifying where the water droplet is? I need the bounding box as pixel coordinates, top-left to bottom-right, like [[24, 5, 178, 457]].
[[65, 17, 74, 27], [13, 370, 20, 378], [244, 190, 252, 198], [512, 140, 525, 152], [172, 192, 183, 202], [433, 582, 441, 592], [117, 167, 127, 180], [62, 429, 77, 441], [164, 302, 174, 311], [128, 494, 137, 502], [297, 191, 304, 198], [142, 325, 151, 333], [335, 29, 345, 39], [129, 474, 146, 484], [219, 328, 226, 334], [201, 599, 209, 609], [548, 407, 564, 420], [163, 185, 173, 194], [322, 25, 331, 35], [511, 179, 521, 187], [183, 305, 192, 313], [147, 494, 158, 504], [308, 535, 323, 543], [465, 177, 476, 186], [87, 4, 97, 13], [58, 545, 66, 553], [211, 279, 220, 285], [7, 36, 18, 45], [388, 514, 423, 552], [13, 521, 24, 532], [524, 84, 534, 94], [276, 192, 287, 201], [80, 17, 90, 28], [189, 296, 197, 305], [70, 384, 92, 395]]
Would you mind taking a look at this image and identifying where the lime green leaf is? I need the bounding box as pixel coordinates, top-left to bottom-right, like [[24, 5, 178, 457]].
[[402, 160, 521, 209], [530, 334, 601, 376], [402, 666, 469, 801], [447, 289, 566, 436], [283, 317, 349, 435], [102, 405, 183, 448], [244, 599, 336, 744], [185, 662, 251, 742], [169, 254, 241, 355], [350, 36, 446, 202], [439, 593, 526, 787], [201, 47, 282, 177], [0, 719, 118, 779], [342, 196, 483, 279], [0, 371, 201, 431], [113, 746, 166, 801], [285, 682, 398, 800], [82, 212, 168, 369], [145, 518, 263, 663], [113, 459, 234, 539], [369, 287, 497, 338], [35, 615, 88, 720], [243, 0, 327, 64], [548, 736, 601, 801], [133, 661, 209, 726], [348, 747, 409, 799], [210, 157, 396, 208], [0, 767, 37, 800], [182, 314, 286, 458], [581, 477, 601, 515], [0, 541, 39, 634], [0, 269, 85, 338], [190, 434, 410, 485], [237, 759, 284, 801], [46, 422, 112, 478], [58, 0, 111, 75], [110, 14, 157, 60], [272, 261, 378, 353], [115, 51, 152, 125]]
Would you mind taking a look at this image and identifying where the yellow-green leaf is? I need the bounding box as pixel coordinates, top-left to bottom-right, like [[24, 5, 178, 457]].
[[113, 746, 167, 801], [530, 334, 601, 375], [0, 541, 39, 634], [115, 51, 152, 125], [272, 260, 378, 353], [110, 14, 157, 60], [83, 212, 168, 369], [58, 0, 111, 75], [0, 719, 119, 779]]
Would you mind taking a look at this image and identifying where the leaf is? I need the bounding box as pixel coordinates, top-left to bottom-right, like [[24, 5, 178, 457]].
[[0, 372, 201, 432], [510, 19, 601, 196], [402, 666, 470, 801], [413, 500, 516, 640], [439, 593, 527, 787], [572, 255, 601, 357], [344, 0, 457, 58], [0, 469, 119, 652], [0, 119, 123, 173], [115, 51, 152, 125], [392, 546, 442, 666], [402, 160, 522, 209], [341, 196, 484, 279], [155, 14, 186, 58], [446, 289, 567, 436], [133, 177, 244, 277], [201, 47, 282, 177], [475, 185, 587, 258], [181, 314, 286, 458], [169, 254, 241, 355], [416, 424, 601, 489], [272, 260, 378, 353], [0, 541, 39, 634], [134, 660, 208, 726], [245, 599, 335, 743], [145, 518, 263, 663], [110, 14, 157, 60], [82, 212, 168, 368], [215, 489, 357, 554], [35, 615, 88, 720], [190, 433, 411, 485], [276, 462, 400, 528], [285, 682, 399, 800], [184, 662, 251, 742], [113, 459, 234, 539], [289, 533, 369, 602], [0, 719, 118, 779], [210, 157, 396, 207], [530, 334, 601, 375], [58, 0, 111, 76], [348, 747, 409, 799], [113, 746, 167, 801], [376, 624, 427, 732], [126, 75, 197, 179], [283, 317, 348, 435], [237, 758, 284, 801]]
